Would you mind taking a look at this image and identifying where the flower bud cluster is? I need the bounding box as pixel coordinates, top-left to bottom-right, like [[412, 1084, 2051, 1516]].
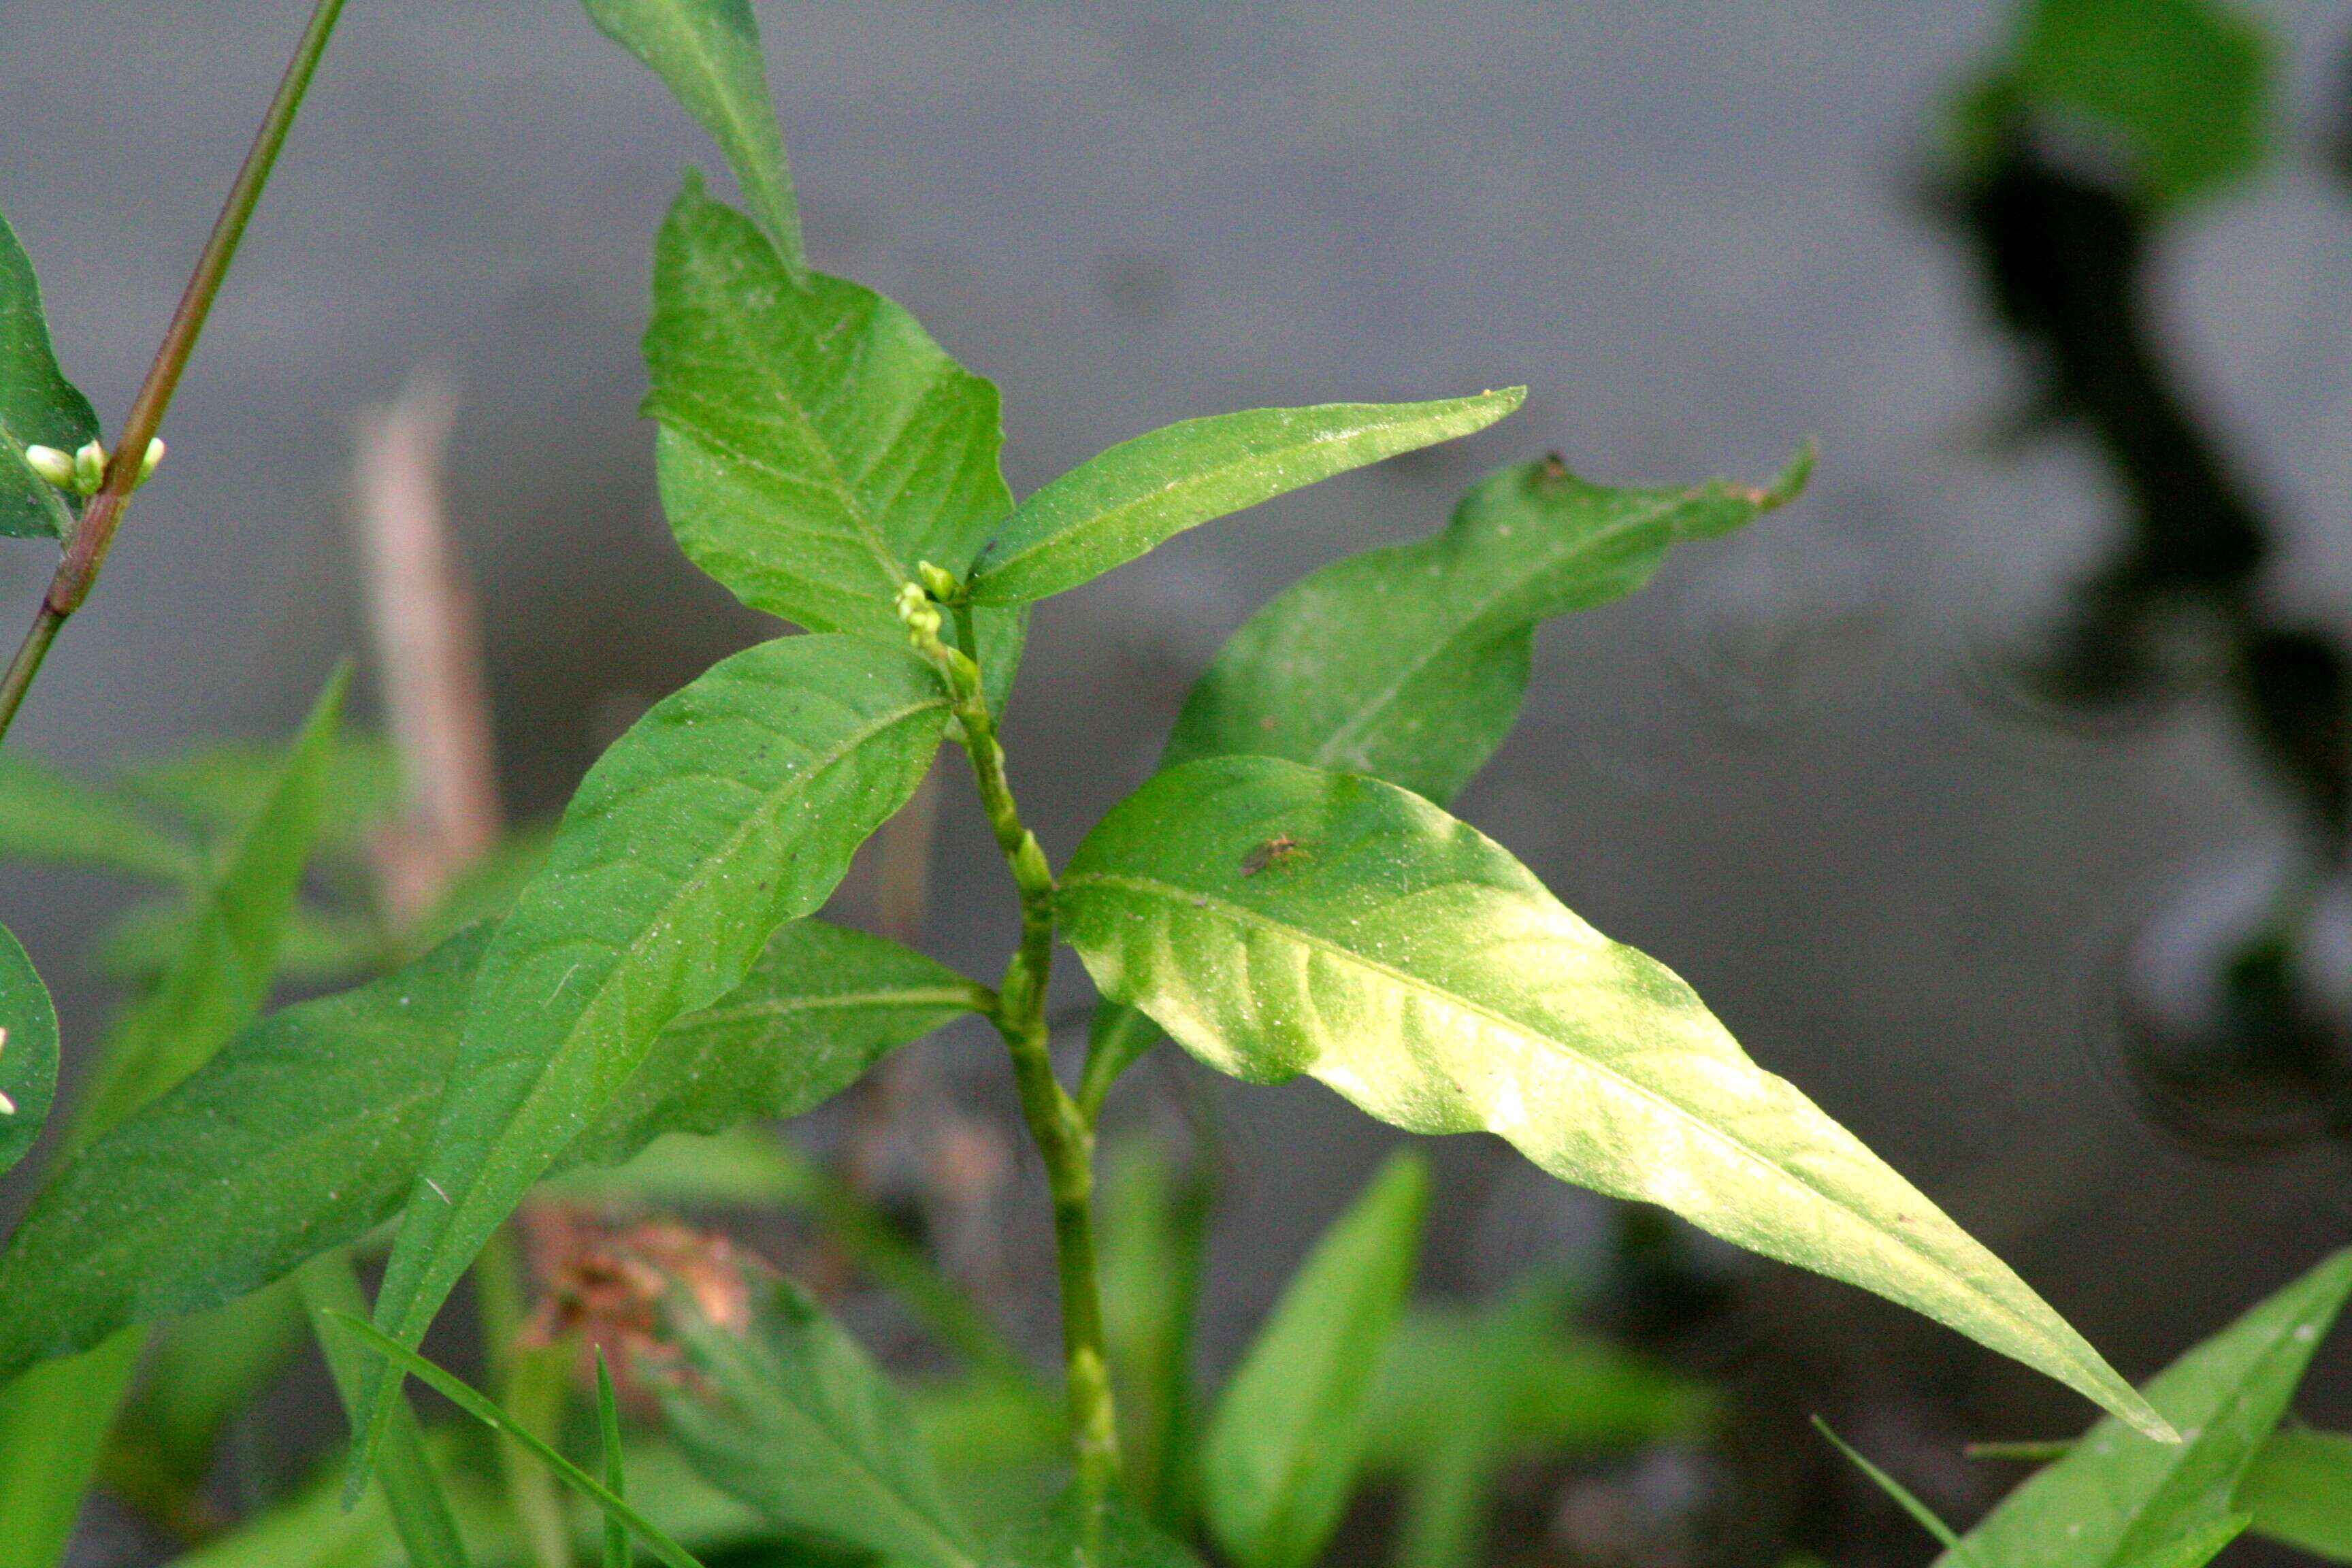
[[916, 559, 962, 602], [894, 580, 944, 647], [21, 437, 165, 497]]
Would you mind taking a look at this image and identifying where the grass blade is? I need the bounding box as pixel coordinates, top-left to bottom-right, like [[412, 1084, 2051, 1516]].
[[1811, 1416, 1961, 1551], [297, 1253, 471, 1568], [598, 1353, 630, 1568], [323, 1312, 704, 1568]]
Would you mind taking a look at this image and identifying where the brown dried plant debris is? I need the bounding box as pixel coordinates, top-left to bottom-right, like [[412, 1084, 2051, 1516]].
[[519, 1205, 758, 1412]]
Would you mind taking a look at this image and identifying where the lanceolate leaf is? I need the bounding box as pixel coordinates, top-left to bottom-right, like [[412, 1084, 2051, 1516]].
[[585, 0, 806, 278], [297, 1255, 472, 1568], [1100, 1139, 1211, 1529], [1164, 446, 1810, 806], [74, 666, 352, 1141], [1358, 1280, 1712, 1474], [0, 925, 56, 1175], [125, 734, 402, 858], [1059, 755, 2168, 1441], [0, 917, 977, 1384], [0, 755, 193, 880], [643, 180, 1026, 705], [0, 674, 344, 1568], [2240, 1429, 2352, 1561], [1938, 1247, 2352, 1568], [654, 1256, 977, 1568], [0, 203, 97, 540], [983, 1493, 1203, 1568], [566, 918, 988, 1164], [361, 634, 949, 1477], [1077, 447, 1816, 1100], [1203, 1152, 1427, 1568], [0, 1333, 144, 1568], [967, 391, 1525, 607]]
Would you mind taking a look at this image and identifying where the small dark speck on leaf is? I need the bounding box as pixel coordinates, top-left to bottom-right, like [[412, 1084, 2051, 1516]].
[[1242, 835, 1308, 877]]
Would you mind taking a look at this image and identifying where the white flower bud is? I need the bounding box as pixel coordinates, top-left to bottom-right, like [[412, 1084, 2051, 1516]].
[[136, 438, 165, 486], [22, 445, 74, 489], [71, 440, 105, 496]]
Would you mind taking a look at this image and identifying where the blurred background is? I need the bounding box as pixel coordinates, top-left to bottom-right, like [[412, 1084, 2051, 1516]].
[[5, 0, 2352, 1563]]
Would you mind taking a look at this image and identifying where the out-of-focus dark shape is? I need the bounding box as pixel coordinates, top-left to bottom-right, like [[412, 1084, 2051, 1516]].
[[1939, 0, 2352, 1150]]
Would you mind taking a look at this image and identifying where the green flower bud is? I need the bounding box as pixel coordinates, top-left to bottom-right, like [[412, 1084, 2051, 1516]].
[[135, 438, 165, 486], [916, 559, 961, 602], [21, 445, 74, 490], [72, 440, 105, 496]]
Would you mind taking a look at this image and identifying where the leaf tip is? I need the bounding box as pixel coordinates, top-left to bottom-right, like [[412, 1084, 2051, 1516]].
[[1756, 438, 1816, 510]]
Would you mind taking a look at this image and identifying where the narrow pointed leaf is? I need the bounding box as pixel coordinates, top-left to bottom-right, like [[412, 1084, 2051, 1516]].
[[298, 1255, 472, 1568], [1060, 755, 2168, 1441], [1812, 1416, 1960, 1549], [0, 203, 97, 540], [2116, 1514, 2251, 1568], [0, 1333, 144, 1568], [0, 917, 977, 1382], [1358, 1281, 1712, 1473], [125, 734, 402, 857], [1203, 1152, 1426, 1568], [1081, 451, 1818, 1092], [0, 755, 193, 879], [643, 180, 1026, 706], [359, 634, 948, 1480], [1100, 1139, 1212, 1529], [651, 1256, 977, 1568], [967, 390, 1525, 607], [598, 1354, 631, 1568], [0, 674, 344, 1568], [1164, 444, 1810, 806], [2240, 1429, 2352, 1560], [0, 926, 56, 1175], [1077, 998, 1164, 1122], [584, 0, 805, 278], [1938, 1247, 2352, 1567], [324, 1315, 707, 1568], [75, 665, 351, 1140]]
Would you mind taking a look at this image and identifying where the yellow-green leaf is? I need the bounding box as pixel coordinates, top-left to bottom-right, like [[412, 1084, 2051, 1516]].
[[1059, 755, 2168, 1442], [968, 391, 1524, 608]]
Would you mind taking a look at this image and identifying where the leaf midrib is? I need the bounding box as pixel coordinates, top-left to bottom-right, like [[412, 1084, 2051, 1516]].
[[477, 685, 945, 1092], [2090, 1306, 2336, 1566], [1308, 487, 1703, 772], [671, 983, 982, 1031], [412, 683, 948, 1309], [689, 1322, 977, 1568], [982, 409, 1439, 587], [674, 259, 908, 595], [632, 0, 791, 262], [1066, 868, 2078, 1366]]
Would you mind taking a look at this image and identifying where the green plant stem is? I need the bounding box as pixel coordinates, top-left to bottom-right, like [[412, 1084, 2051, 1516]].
[[917, 600, 1122, 1503], [0, 0, 349, 745]]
